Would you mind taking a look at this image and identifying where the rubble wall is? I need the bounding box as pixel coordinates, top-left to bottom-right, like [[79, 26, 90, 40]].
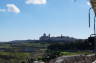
[[49, 54, 96, 63]]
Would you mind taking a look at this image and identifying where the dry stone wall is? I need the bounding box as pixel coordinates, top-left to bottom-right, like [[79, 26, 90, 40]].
[[49, 54, 96, 63]]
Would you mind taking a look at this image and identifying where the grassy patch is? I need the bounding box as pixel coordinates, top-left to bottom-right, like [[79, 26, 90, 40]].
[[59, 51, 94, 56]]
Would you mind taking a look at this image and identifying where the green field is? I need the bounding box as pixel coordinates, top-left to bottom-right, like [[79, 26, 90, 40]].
[[0, 40, 94, 63], [59, 51, 94, 56]]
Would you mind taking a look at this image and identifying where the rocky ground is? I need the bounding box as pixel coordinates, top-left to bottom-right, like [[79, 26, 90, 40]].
[[49, 54, 96, 63]]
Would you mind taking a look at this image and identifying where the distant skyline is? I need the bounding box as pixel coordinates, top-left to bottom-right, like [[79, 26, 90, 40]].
[[0, 0, 94, 41]]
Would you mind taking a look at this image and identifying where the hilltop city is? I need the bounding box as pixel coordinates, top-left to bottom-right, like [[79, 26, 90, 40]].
[[39, 33, 76, 42]]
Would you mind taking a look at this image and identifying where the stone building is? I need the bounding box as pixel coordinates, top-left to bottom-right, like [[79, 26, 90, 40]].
[[39, 33, 75, 42]]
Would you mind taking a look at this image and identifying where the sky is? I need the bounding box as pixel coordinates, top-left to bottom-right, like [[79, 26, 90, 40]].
[[0, 0, 94, 41]]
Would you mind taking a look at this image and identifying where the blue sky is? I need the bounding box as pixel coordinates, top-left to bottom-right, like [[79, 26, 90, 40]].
[[0, 0, 94, 41]]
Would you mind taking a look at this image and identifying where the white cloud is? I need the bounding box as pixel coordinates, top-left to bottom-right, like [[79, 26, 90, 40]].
[[6, 4, 20, 14], [0, 9, 6, 12], [0, 4, 20, 14], [26, 0, 47, 5]]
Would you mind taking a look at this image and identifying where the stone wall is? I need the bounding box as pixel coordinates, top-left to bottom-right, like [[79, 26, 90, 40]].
[[49, 54, 96, 63]]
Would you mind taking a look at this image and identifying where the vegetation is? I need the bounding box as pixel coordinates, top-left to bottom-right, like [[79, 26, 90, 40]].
[[0, 38, 94, 63], [59, 51, 93, 56]]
